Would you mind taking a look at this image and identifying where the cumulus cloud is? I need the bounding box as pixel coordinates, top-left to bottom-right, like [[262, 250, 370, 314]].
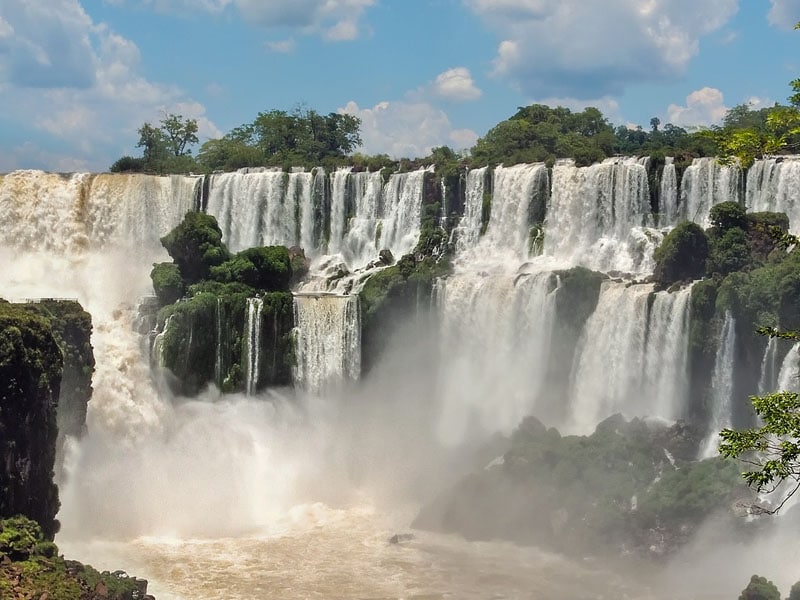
[[238, 0, 375, 40], [0, 0, 219, 170], [123, 0, 375, 41], [465, 0, 739, 98], [768, 0, 800, 29], [432, 67, 482, 102], [667, 87, 729, 127], [340, 100, 478, 158], [0, 0, 96, 88]]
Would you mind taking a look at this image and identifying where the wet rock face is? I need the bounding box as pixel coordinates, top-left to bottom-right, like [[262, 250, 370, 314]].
[[0, 302, 63, 539]]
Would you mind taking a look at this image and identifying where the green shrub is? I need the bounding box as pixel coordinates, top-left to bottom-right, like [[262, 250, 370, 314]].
[[210, 246, 292, 291], [151, 262, 184, 305], [160, 212, 230, 284], [653, 221, 709, 286], [738, 575, 780, 600], [707, 226, 752, 275], [709, 201, 747, 230]]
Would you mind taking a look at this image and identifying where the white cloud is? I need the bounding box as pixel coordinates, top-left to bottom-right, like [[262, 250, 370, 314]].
[[0, 0, 220, 170], [433, 67, 482, 102], [129, 0, 375, 40], [768, 0, 800, 29], [667, 87, 728, 127], [265, 38, 296, 53], [465, 0, 740, 98], [0, 0, 96, 88], [235, 0, 374, 40], [340, 100, 478, 158]]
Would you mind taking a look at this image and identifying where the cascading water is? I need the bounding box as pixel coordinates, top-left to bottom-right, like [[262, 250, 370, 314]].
[[435, 270, 559, 444], [568, 282, 691, 433], [659, 157, 679, 226], [700, 312, 736, 458], [292, 293, 361, 394], [746, 156, 800, 234], [330, 169, 386, 267], [544, 157, 657, 273], [206, 168, 312, 252], [378, 167, 432, 259], [758, 337, 781, 395], [680, 157, 741, 226], [244, 297, 264, 396], [479, 163, 548, 262], [452, 166, 487, 256], [777, 343, 800, 392]]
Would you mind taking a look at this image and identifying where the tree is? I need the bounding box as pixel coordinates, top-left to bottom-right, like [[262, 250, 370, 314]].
[[160, 113, 199, 157], [650, 116, 660, 132], [137, 122, 169, 165], [129, 113, 200, 173], [738, 575, 781, 600], [705, 22, 800, 167]]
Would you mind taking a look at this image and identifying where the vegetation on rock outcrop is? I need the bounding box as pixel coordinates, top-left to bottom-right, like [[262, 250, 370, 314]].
[[0, 516, 151, 600], [414, 414, 750, 559], [152, 213, 299, 395]]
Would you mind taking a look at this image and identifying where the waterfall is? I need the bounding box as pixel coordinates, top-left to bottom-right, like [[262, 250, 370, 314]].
[[700, 313, 736, 458], [292, 294, 361, 394], [746, 156, 800, 234], [214, 297, 225, 388], [758, 337, 780, 395], [777, 343, 800, 392], [453, 166, 488, 256], [659, 157, 679, 226], [328, 167, 352, 256], [680, 157, 741, 226], [435, 270, 559, 444], [205, 169, 291, 252], [151, 315, 172, 369], [244, 297, 264, 396], [0, 171, 200, 254], [544, 157, 656, 273], [479, 163, 548, 261], [339, 170, 385, 267], [642, 285, 693, 420], [568, 282, 692, 433], [288, 169, 316, 252], [378, 167, 431, 259]]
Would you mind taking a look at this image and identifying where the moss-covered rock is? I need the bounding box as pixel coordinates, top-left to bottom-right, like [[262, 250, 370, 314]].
[[0, 516, 151, 600], [151, 263, 184, 306], [156, 288, 294, 396], [160, 211, 230, 284], [358, 254, 451, 376], [210, 246, 292, 291], [413, 414, 749, 560], [0, 302, 62, 539], [653, 221, 709, 287]]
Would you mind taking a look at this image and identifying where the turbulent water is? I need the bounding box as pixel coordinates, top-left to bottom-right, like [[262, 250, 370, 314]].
[[3, 161, 800, 599]]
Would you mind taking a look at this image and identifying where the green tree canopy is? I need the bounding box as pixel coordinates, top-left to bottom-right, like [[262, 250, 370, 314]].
[[160, 212, 230, 284], [197, 106, 362, 171], [471, 104, 616, 166], [738, 575, 781, 600]]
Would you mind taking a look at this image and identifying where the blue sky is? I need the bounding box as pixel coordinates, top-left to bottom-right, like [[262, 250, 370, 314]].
[[1, 0, 799, 172]]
